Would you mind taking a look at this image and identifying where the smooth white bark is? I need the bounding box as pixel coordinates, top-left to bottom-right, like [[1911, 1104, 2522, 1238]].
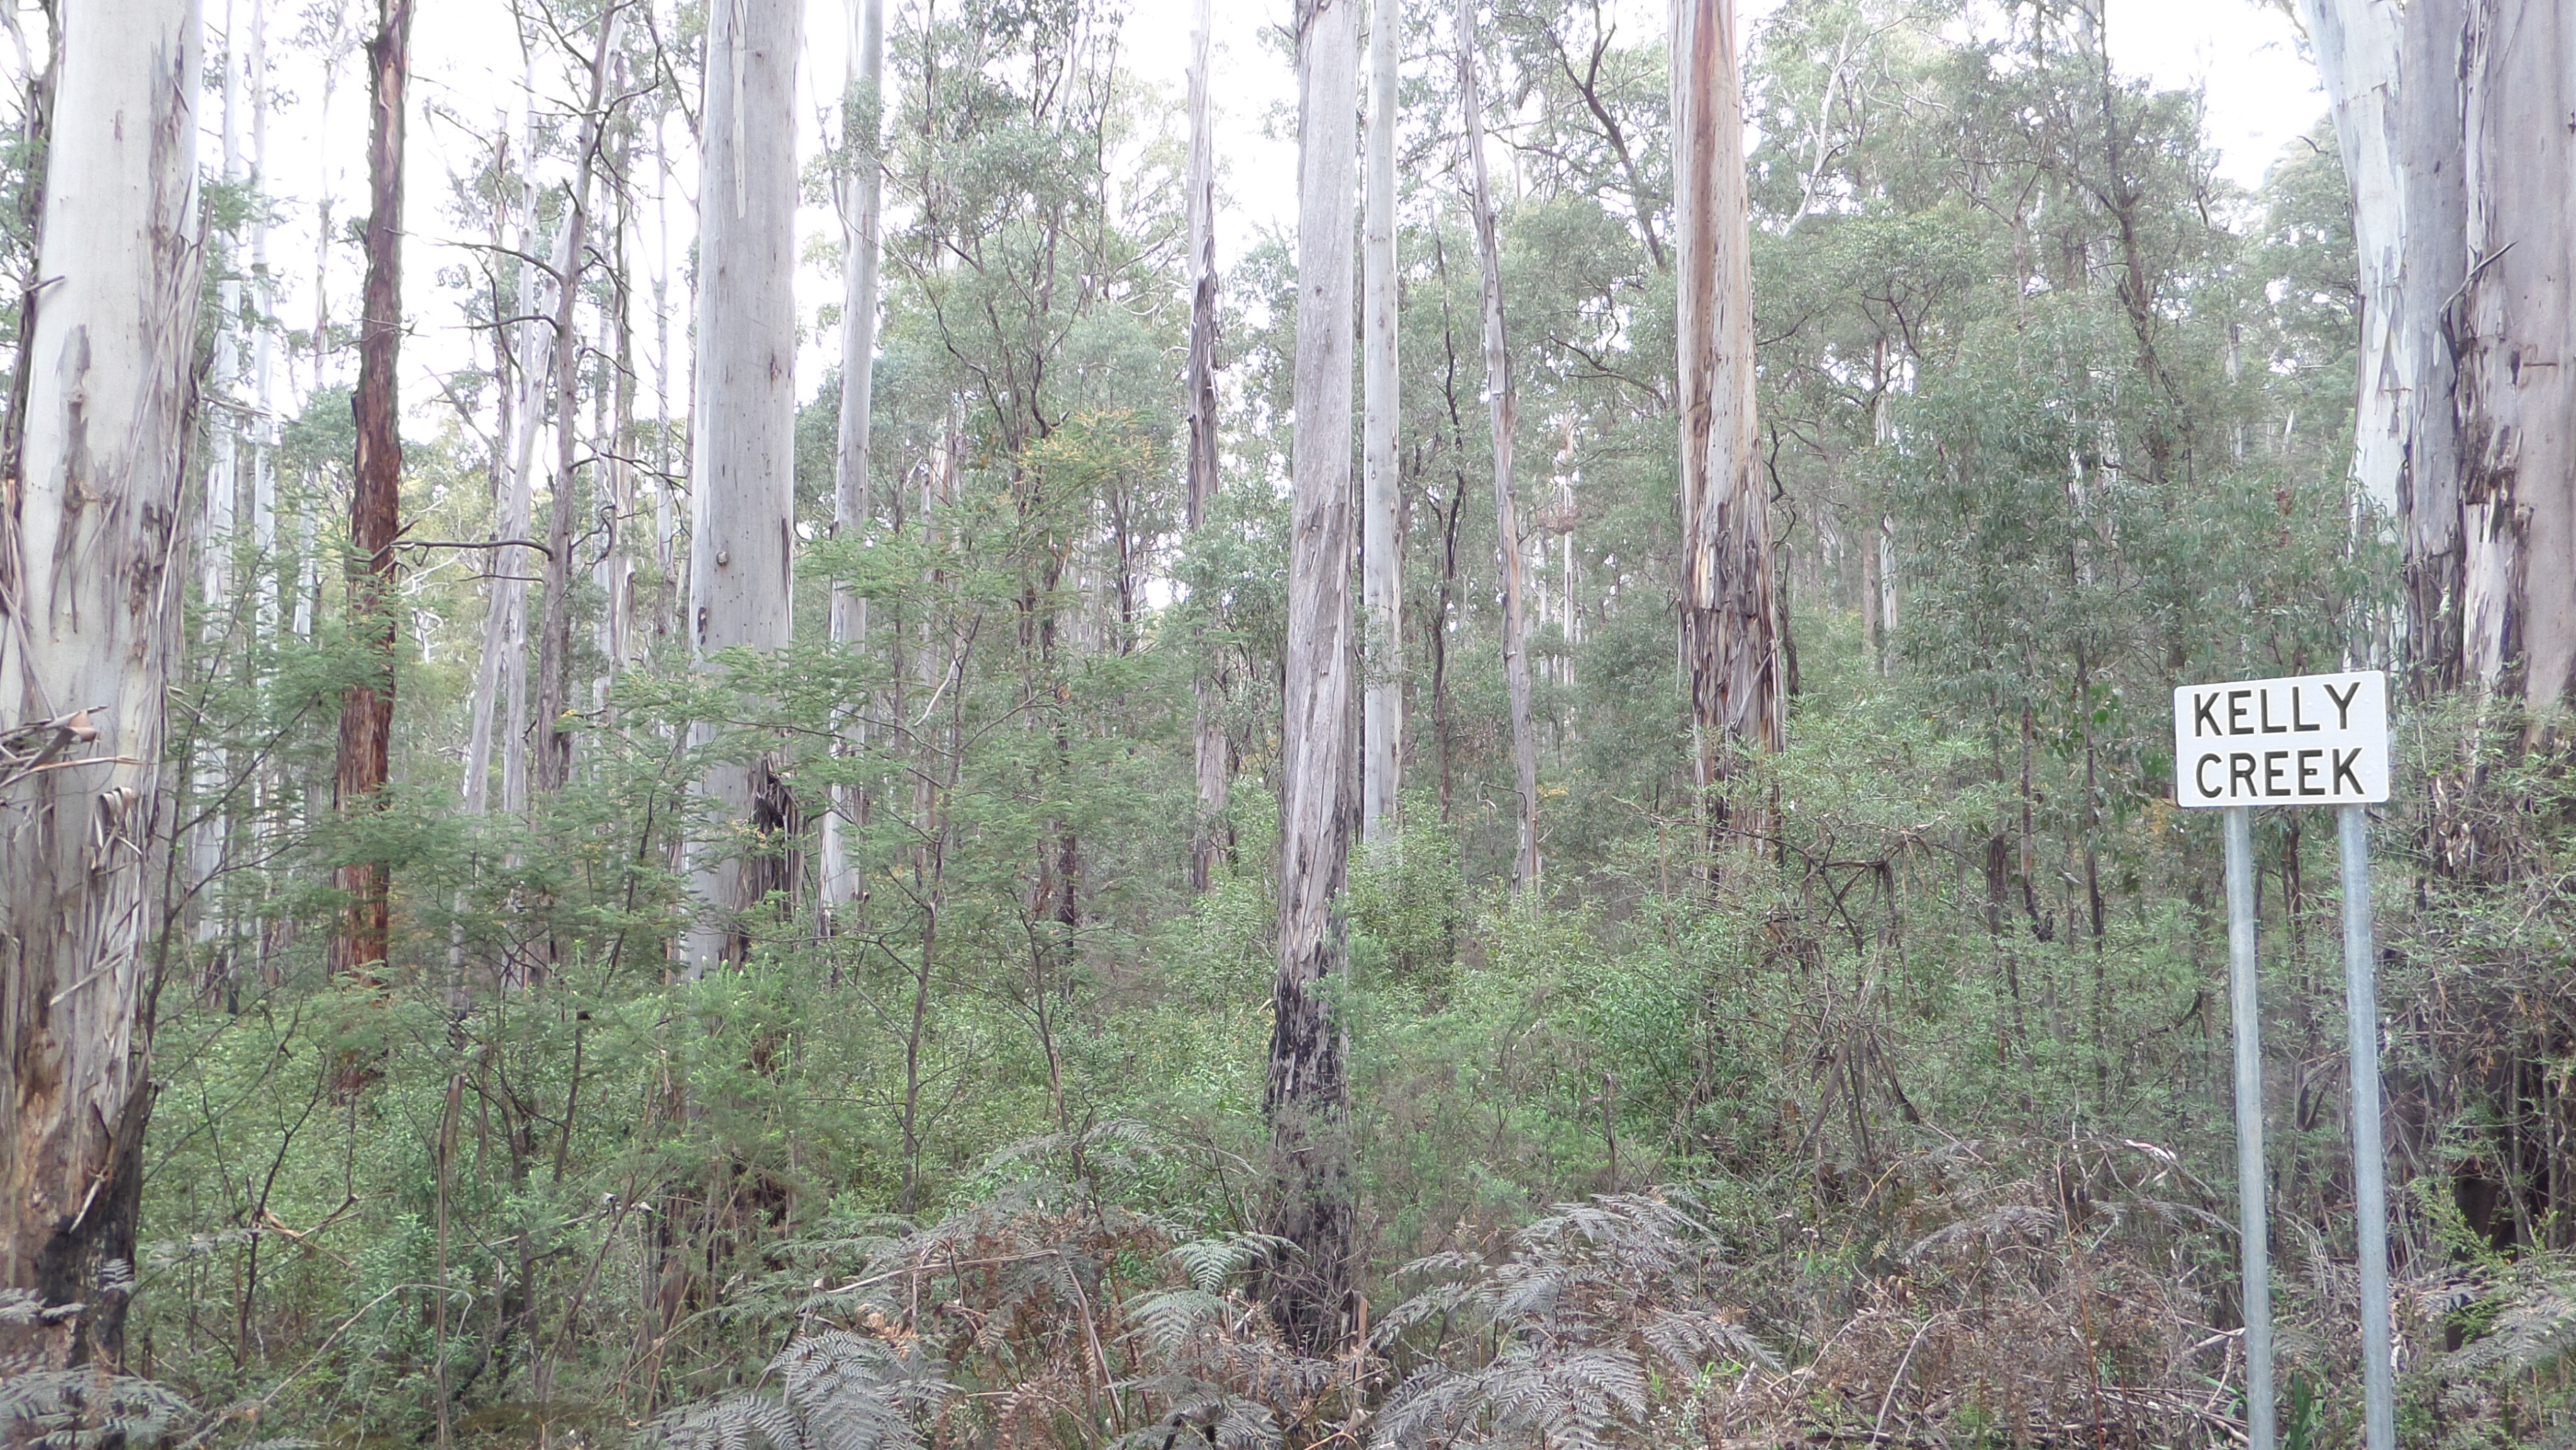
[[821, 0, 886, 920], [2294, 0, 2468, 682], [0, 0, 201, 1364], [683, 0, 804, 973], [1361, 0, 1401, 841]]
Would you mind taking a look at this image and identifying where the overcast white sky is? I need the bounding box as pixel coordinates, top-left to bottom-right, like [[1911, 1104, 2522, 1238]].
[[172, 0, 2326, 442]]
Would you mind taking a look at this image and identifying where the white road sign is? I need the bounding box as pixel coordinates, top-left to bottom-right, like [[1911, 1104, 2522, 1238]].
[[2173, 670, 2390, 808]]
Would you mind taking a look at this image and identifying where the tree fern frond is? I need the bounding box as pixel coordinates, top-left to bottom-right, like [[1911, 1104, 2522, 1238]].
[[1169, 1233, 1294, 1295], [0, 1371, 198, 1450]]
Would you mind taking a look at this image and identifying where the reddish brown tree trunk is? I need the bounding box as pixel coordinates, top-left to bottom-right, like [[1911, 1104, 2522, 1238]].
[[332, 0, 411, 980]]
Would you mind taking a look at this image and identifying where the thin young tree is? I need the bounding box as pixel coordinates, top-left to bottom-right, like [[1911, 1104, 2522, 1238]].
[[531, 1, 628, 798], [682, 0, 803, 973], [821, 0, 887, 924], [1672, 0, 1783, 838], [0, 0, 203, 1368], [1457, 0, 1539, 894], [1186, 0, 1228, 892], [331, 0, 415, 978], [1269, 0, 1362, 1354], [1360, 0, 1401, 843], [194, 0, 248, 958]]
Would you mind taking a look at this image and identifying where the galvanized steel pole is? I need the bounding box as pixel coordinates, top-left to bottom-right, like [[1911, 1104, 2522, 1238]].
[[2340, 802, 2396, 1450], [2225, 804, 2275, 1450]]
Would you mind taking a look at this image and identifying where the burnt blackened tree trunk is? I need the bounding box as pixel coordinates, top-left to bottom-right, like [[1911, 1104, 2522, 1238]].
[[1672, 0, 1783, 844], [1268, 0, 1362, 1356], [331, 0, 413, 978]]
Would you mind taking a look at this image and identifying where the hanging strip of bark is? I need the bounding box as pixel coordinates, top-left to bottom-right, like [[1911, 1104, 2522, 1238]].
[[333, 0, 414, 980], [1267, 0, 1362, 1357], [1360, 0, 1402, 843], [1671, 0, 1783, 845], [2458, 0, 2576, 717], [533, 3, 628, 799], [0, 0, 203, 1371], [1186, 0, 1230, 891], [1457, 0, 1540, 895]]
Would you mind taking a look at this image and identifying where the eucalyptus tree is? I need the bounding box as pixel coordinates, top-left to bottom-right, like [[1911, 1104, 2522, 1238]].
[[1270, 0, 1362, 1356], [1671, 0, 1782, 837], [0, 0, 203, 1367], [531, 0, 629, 800], [2299, 0, 2574, 709], [821, 0, 887, 924], [1186, 0, 1227, 890], [1360, 0, 1400, 843], [1457, 0, 1540, 894], [331, 0, 413, 978], [684, 0, 803, 973]]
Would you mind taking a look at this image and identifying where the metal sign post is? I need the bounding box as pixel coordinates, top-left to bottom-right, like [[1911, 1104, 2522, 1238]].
[[2223, 803, 2275, 1450], [2175, 670, 2394, 1450], [2340, 803, 2396, 1450]]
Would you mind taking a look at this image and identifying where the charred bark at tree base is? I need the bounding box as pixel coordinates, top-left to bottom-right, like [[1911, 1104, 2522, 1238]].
[[1263, 970, 1354, 1354], [1672, 0, 1784, 855], [0, 0, 202, 1370], [1270, 0, 1362, 1356]]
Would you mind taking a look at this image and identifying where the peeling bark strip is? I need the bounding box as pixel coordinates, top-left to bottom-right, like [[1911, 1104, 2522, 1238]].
[[1186, 0, 1229, 892], [0, 0, 202, 1370], [2302, 0, 2574, 711], [332, 0, 412, 980], [1458, 0, 1540, 895], [2458, 0, 2576, 714], [682, 0, 803, 975], [1269, 0, 1360, 1356], [1671, 0, 1782, 830]]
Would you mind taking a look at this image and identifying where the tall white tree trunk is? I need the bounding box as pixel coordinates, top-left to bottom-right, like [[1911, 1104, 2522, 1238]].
[[1269, 0, 1360, 1356], [821, 0, 886, 923], [1186, 0, 1228, 891], [1360, 0, 1401, 842], [0, 0, 202, 1367], [194, 0, 248, 953], [683, 0, 803, 975], [1672, 0, 1783, 836], [2458, 0, 2576, 712], [1458, 0, 1540, 894], [2301, 0, 2575, 710], [2294, 0, 2468, 686], [250, 0, 275, 632]]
